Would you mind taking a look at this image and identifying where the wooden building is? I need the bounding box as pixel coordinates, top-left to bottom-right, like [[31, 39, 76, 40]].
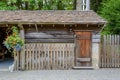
[[0, 10, 106, 70]]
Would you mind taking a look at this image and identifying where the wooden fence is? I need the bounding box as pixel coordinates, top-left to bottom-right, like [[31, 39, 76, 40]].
[[14, 43, 74, 70], [100, 35, 120, 68]]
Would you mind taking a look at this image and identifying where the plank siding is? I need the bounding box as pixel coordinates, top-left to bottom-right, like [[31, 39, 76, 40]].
[[25, 39, 74, 43], [25, 31, 74, 43]]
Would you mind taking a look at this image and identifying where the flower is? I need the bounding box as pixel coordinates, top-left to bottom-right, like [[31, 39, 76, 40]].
[[4, 26, 24, 52]]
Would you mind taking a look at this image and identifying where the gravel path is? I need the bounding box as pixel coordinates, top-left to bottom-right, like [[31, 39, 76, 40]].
[[0, 69, 120, 80]]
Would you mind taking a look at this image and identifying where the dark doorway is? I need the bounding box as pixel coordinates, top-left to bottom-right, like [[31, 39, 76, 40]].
[[0, 27, 14, 71]]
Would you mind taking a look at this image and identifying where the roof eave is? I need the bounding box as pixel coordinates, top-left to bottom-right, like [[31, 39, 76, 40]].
[[0, 21, 106, 25]]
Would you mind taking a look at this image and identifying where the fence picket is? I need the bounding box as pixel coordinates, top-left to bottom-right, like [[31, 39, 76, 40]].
[[14, 43, 74, 70], [118, 36, 120, 67], [100, 35, 120, 68]]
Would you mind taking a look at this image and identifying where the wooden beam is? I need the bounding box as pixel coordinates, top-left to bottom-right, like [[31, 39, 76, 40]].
[[64, 24, 66, 27], [18, 24, 25, 70], [18, 24, 25, 39], [35, 24, 38, 32], [53, 24, 55, 27], [86, 24, 89, 27], [6, 24, 8, 27]]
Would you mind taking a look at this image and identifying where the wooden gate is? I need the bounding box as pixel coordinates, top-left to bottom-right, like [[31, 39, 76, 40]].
[[14, 43, 74, 70], [74, 31, 92, 67]]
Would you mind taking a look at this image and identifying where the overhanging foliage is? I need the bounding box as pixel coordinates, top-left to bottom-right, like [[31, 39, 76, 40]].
[[99, 0, 120, 34]]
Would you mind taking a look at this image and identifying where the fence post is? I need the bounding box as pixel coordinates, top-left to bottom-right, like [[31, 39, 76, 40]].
[[92, 34, 101, 69], [19, 24, 25, 70]]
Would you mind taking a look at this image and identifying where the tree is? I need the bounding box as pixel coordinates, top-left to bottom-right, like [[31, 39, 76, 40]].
[[73, 0, 76, 9], [99, 0, 120, 34], [0, 1, 17, 10], [90, 0, 104, 12], [2, 0, 74, 10], [0, 0, 104, 11]]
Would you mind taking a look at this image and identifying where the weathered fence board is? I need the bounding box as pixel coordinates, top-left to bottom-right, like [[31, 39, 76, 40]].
[[100, 35, 120, 68], [16, 43, 74, 70]]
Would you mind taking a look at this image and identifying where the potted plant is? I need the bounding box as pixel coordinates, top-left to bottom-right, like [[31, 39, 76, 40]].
[[4, 26, 24, 52]]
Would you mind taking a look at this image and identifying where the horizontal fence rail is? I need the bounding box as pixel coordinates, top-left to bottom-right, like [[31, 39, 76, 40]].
[[17, 43, 75, 70], [100, 35, 120, 68]]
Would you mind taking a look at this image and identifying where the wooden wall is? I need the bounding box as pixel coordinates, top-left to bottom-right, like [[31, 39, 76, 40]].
[[24, 24, 100, 43], [24, 24, 74, 43]]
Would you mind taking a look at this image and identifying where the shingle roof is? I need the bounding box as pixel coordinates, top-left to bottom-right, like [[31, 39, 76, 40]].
[[0, 10, 106, 24]]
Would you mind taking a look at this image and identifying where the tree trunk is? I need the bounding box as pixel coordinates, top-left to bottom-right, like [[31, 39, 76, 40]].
[[76, 0, 82, 10], [73, 0, 77, 10], [25, 1, 29, 10], [86, 0, 90, 10]]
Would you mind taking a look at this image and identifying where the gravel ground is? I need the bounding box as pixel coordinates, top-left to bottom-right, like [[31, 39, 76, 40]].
[[0, 69, 120, 80]]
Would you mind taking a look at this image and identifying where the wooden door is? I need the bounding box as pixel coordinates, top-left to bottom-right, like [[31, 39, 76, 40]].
[[75, 31, 92, 66]]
